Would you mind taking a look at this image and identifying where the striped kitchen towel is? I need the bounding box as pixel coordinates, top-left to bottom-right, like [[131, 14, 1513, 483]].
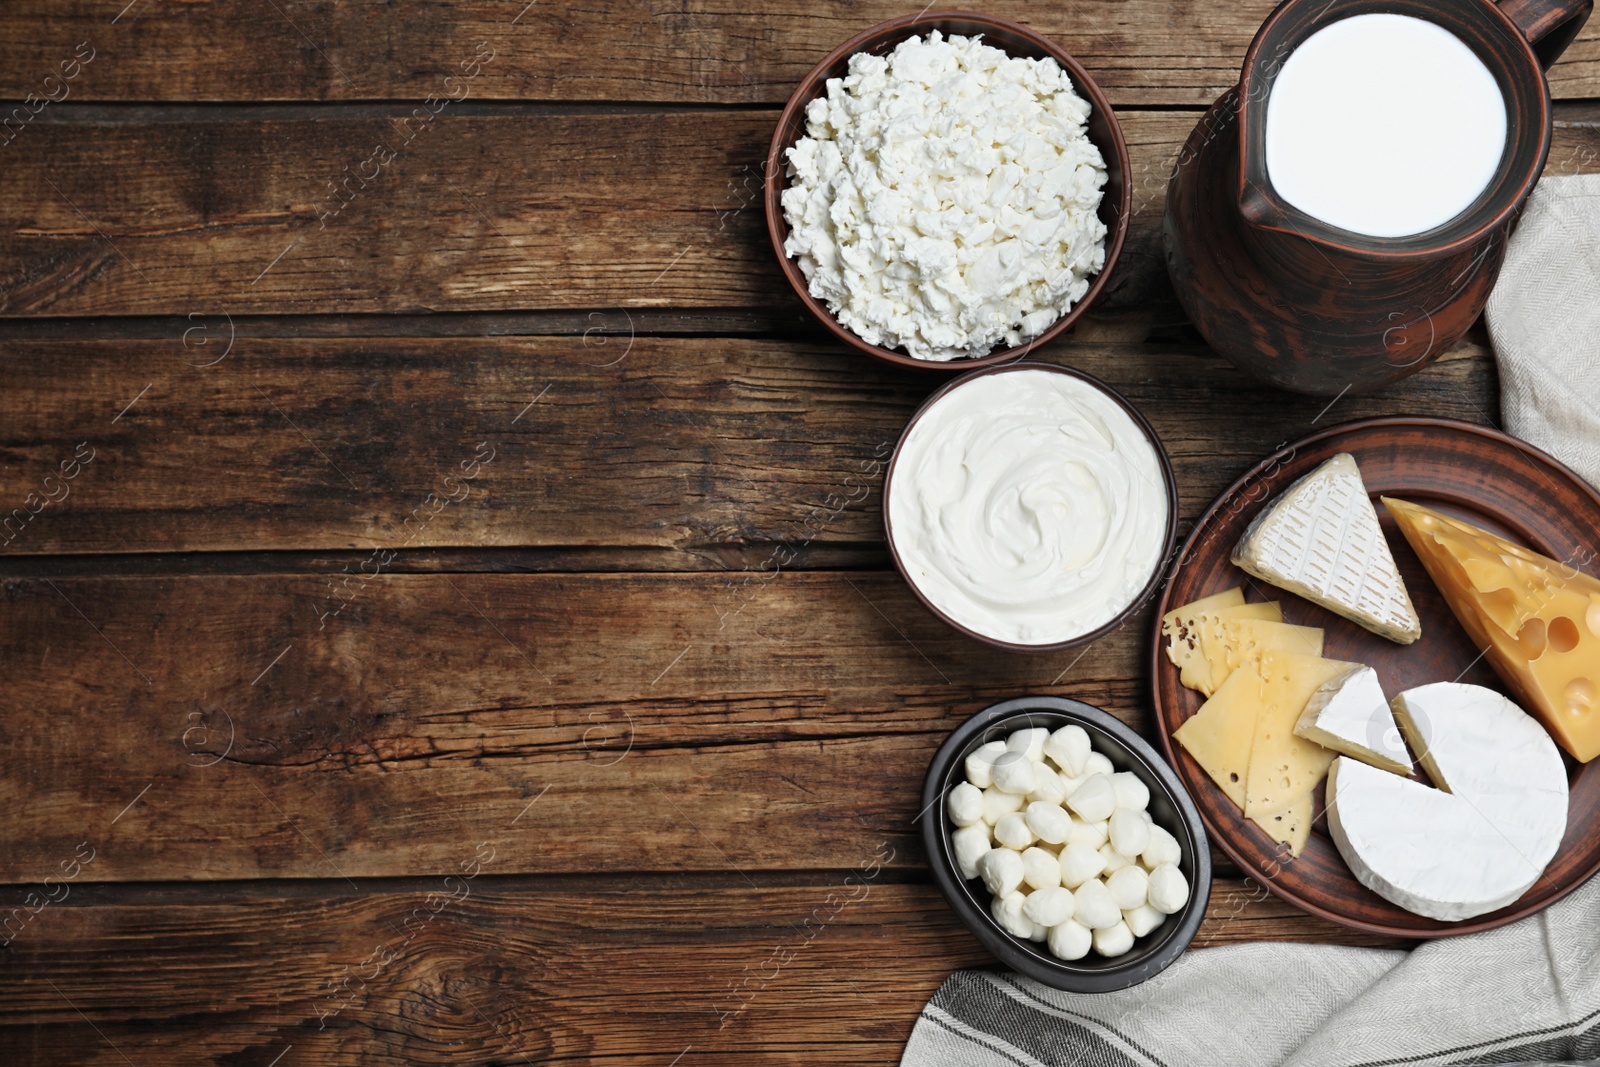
[[902, 872, 1600, 1067]]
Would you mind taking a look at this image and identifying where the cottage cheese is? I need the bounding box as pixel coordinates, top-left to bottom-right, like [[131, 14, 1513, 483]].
[[781, 31, 1109, 362]]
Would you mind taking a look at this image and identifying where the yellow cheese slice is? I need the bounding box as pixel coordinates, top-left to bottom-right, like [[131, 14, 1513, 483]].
[[1385, 497, 1600, 762], [1192, 617, 1323, 697], [1173, 662, 1264, 810], [1243, 650, 1350, 818], [1162, 587, 1245, 630], [1164, 589, 1284, 691], [1248, 791, 1314, 857]]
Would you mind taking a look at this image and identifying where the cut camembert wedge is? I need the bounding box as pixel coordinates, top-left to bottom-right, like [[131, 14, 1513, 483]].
[[1327, 682, 1567, 921], [1294, 663, 1412, 776], [1233, 454, 1421, 644], [1385, 497, 1600, 762]]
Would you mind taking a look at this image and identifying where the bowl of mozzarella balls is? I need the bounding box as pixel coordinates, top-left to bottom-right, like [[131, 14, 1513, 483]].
[[764, 12, 1131, 370], [922, 696, 1210, 991]]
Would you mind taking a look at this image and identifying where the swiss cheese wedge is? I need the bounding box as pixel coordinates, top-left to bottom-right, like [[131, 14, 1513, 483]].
[[1385, 497, 1600, 762]]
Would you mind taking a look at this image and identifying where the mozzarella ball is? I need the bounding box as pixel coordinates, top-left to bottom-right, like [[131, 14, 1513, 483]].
[[1043, 724, 1091, 776], [978, 848, 1024, 898], [990, 750, 1038, 795], [994, 812, 1035, 850], [1024, 801, 1073, 845], [1022, 885, 1075, 927], [1106, 864, 1150, 910], [1099, 843, 1133, 874], [952, 824, 993, 880], [1072, 878, 1122, 929], [1066, 817, 1108, 850], [1058, 842, 1106, 888], [1093, 920, 1136, 958], [1027, 762, 1068, 805], [1124, 903, 1165, 938], [1056, 773, 1085, 799], [1141, 824, 1183, 870], [1148, 863, 1191, 915], [992, 890, 1041, 940], [947, 782, 985, 827], [1108, 808, 1152, 858], [1066, 774, 1116, 822], [982, 787, 1024, 825], [1020, 846, 1062, 891], [964, 740, 1008, 789], [1047, 918, 1093, 961], [1006, 727, 1048, 762], [1110, 772, 1151, 812], [1084, 752, 1115, 778]]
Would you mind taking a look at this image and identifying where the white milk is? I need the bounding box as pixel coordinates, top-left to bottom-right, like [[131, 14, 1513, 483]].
[[1264, 13, 1507, 238]]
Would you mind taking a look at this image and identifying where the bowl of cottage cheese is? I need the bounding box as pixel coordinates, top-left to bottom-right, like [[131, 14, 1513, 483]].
[[765, 14, 1131, 369], [883, 362, 1175, 650]]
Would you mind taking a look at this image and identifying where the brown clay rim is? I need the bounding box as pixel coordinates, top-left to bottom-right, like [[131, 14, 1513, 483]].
[[1150, 414, 1600, 938], [763, 11, 1133, 372], [883, 361, 1178, 653], [1234, 0, 1554, 262]]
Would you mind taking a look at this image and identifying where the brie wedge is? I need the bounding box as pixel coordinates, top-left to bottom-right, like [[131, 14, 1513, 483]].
[[1232, 454, 1421, 644], [1294, 664, 1412, 776], [1327, 682, 1567, 921]]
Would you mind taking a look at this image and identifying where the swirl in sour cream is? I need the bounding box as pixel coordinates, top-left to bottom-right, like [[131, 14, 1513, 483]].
[[887, 368, 1168, 645]]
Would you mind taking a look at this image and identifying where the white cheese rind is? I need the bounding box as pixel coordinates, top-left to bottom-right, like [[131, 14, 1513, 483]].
[[1327, 683, 1567, 922], [1327, 758, 1549, 921], [1391, 683, 1570, 834], [1231, 454, 1421, 644], [1294, 663, 1412, 775]]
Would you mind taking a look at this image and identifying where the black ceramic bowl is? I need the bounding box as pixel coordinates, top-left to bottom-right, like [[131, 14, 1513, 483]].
[[921, 696, 1211, 992]]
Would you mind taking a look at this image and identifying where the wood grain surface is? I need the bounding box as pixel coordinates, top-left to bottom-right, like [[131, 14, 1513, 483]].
[[0, 0, 1594, 105], [0, 337, 1493, 555], [1, 109, 1596, 316], [0, 878, 1400, 1065], [0, 0, 1583, 1062]]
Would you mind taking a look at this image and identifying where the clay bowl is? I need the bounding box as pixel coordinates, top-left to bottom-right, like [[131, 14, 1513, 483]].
[[764, 12, 1132, 371], [882, 361, 1178, 652]]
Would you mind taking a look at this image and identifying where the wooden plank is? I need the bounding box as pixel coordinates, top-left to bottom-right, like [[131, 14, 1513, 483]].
[[3, 107, 1596, 317], [0, 876, 1404, 1065], [0, 553, 1497, 881], [0, 336, 1495, 556], [0, 0, 1594, 107], [0, 568, 1159, 881]]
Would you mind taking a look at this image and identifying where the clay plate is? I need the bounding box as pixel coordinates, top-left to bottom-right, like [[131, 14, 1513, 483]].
[[1152, 416, 1600, 938]]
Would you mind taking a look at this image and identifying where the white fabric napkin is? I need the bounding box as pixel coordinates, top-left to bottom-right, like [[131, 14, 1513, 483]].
[[1486, 174, 1600, 488], [901, 874, 1600, 1066]]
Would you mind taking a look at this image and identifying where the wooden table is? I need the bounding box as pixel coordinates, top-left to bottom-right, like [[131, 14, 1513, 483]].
[[1, 3, 1596, 1063]]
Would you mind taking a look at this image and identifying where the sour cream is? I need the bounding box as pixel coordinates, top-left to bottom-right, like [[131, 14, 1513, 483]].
[[887, 368, 1170, 646]]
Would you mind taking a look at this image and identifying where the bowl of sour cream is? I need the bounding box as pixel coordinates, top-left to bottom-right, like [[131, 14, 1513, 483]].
[[884, 362, 1175, 650]]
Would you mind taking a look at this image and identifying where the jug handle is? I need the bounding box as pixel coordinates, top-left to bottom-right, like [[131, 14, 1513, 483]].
[[1498, 0, 1592, 69]]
